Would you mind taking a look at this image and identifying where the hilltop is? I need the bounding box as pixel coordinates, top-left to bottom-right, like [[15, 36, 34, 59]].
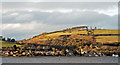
[[16, 26, 120, 45]]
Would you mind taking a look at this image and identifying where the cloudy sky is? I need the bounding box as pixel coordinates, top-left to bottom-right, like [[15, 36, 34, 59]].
[[1, 2, 118, 40]]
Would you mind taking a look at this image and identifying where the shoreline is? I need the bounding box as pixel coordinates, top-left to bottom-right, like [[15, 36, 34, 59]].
[[1, 55, 120, 58], [2, 56, 119, 63]]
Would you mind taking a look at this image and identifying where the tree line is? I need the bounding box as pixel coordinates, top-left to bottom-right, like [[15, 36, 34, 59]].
[[0, 36, 15, 42]]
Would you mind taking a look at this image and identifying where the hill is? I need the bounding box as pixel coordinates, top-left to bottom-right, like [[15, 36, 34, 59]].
[[4, 26, 118, 55], [15, 26, 120, 54], [16, 26, 120, 45]]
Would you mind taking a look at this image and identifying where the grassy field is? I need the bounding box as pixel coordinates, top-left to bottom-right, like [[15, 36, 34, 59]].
[[45, 29, 120, 43], [94, 29, 119, 34], [18, 29, 120, 44], [46, 29, 119, 36], [0, 41, 21, 49], [95, 36, 119, 43]]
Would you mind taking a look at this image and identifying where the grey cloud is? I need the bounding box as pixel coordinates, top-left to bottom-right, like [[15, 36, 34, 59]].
[[2, 0, 120, 2], [3, 2, 117, 10], [2, 2, 118, 40], [3, 10, 117, 27]]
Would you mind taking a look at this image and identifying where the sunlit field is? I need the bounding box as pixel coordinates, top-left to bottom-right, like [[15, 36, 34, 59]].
[[0, 41, 21, 49]]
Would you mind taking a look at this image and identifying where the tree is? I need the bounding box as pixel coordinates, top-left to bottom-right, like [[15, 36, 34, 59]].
[[95, 27, 97, 29], [11, 38, 15, 42], [7, 38, 11, 42], [0, 36, 3, 40], [0, 36, 6, 41], [2, 37, 6, 41], [13, 45, 17, 51]]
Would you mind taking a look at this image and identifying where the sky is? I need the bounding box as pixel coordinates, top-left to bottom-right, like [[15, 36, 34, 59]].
[[1, 2, 119, 40], [2, 0, 120, 2]]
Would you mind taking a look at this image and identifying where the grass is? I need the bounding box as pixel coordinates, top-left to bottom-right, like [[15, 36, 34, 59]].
[[46, 30, 87, 37], [0, 41, 21, 49], [94, 29, 119, 34], [95, 36, 119, 43], [23, 29, 120, 43], [46, 29, 119, 37]]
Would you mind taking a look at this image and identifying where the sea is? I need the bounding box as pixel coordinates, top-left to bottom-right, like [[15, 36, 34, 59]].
[[1, 56, 119, 63]]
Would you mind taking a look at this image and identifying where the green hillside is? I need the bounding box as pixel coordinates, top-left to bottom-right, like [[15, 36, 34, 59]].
[[46, 29, 119, 43], [17, 29, 119, 44], [6, 26, 120, 55], [0, 41, 21, 49]]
